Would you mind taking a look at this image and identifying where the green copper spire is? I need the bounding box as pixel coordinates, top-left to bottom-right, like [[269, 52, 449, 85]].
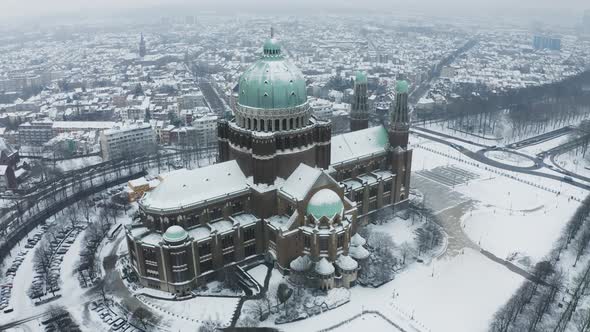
[[396, 80, 409, 94], [355, 71, 368, 83]]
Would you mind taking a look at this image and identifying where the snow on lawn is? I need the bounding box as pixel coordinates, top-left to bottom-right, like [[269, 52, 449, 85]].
[[332, 313, 403, 332], [59, 227, 87, 307], [555, 149, 590, 179], [457, 173, 579, 262], [484, 150, 535, 167], [246, 264, 269, 287], [519, 134, 571, 156], [412, 137, 582, 263], [138, 295, 239, 331], [280, 249, 522, 332], [56, 156, 103, 172]]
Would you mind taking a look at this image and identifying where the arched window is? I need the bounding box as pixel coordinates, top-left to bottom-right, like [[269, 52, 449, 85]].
[[282, 119, 287, 131], [260, 120, 265, 132], [247, 118, 251, 129], [275, 119, 280, 131], [295, 117, 299, 128], [267, 120, 272, 132], [253, 119, 258, 131], [289, 118, 294, 129]]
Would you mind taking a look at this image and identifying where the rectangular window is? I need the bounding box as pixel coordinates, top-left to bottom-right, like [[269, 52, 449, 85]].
[[369, 186, 378, 198], [337, 234, 344, 248], [232, 201, 244, 213], [143, 248, 157, 261], [245, 244, 256, 257], [146, 268, 159, 278], [222, 235, 234, 249], [319, 237, 329, 251], [383, 181, 392, 193], [198, 242, 211, 256], [199, 259, 213, 273], [223, 251, 234, 264], [244, 227, 256, 242], [210, 207, 223, 220]]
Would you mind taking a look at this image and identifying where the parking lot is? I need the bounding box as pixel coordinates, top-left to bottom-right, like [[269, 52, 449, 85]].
[[89, 299, 143, 331], [0, 226, 45, 313]]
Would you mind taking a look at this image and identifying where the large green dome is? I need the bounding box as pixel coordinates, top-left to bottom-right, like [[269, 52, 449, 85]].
[[238, 38, 307, 110], [307, 189, 344, 221]]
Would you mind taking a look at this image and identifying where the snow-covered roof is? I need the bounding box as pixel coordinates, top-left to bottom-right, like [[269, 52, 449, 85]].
[[290, 255, 312, 272], [279, 164, 322, 201], [141, 160, 249, 211], [231, 213, 259, 227], [314, 258, 335, 275], [266, 215, 292, 231], [349, 244, 370, 260], [350, 233, 367, 247], [187, 226, 211, 241], [335, 255, 358, 271], [330, 125, 389, 165], [210, 220, 234, 233]]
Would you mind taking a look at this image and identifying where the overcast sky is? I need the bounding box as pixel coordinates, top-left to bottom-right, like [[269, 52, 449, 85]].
[[0, 0, 587, 19]]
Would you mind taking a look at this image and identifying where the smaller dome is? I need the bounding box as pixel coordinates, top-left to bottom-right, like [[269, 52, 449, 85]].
[[163, 225, 188, 243], [350, 233, 366, 247], [355, 71, 368, 84], [336, 255, 358, 271], [314, 257, 335, 276], [396, 80, 409, 94], [290, 255, 312, 272], [349, 245, 370, 260], [307, 189, 344, 221]]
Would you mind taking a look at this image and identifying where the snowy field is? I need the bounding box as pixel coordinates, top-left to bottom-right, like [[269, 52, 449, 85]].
[[554, 149, 590, 178], [484, 150, 535, 167], [138, 295, 239, 330], [412, 136, 582, 263], [333, 313, 403, 332], [55, 155, 103, 172], [246, 264, 269, 287]]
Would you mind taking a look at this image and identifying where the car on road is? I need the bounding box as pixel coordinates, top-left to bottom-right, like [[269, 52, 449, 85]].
[[563, 176, 574, 183]]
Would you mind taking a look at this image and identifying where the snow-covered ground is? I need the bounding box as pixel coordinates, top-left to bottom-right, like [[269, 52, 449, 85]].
[[413, 137, 581, 263], [246, 264, 268, 287], [137, 295, 239, 330], [276, 249, 522, 332], [519, 134, 571, 156], [55, 155, 103, 172], [332, 313, 403, 332], [554, 149, 590, 178], [484, 150, 535, 167]]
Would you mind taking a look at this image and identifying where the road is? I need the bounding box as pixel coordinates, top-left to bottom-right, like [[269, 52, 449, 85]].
[[411, 129, 590, 191]]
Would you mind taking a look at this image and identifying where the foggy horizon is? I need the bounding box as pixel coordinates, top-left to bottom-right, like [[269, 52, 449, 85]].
[[0, 0, 588, 23]]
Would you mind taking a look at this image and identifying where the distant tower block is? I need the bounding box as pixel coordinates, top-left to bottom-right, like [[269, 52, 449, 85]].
[[139, 33, 146, 58], [350, 71, 369, 132]]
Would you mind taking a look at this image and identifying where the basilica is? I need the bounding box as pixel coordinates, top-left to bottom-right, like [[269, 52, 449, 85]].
[[125, 35, 412, 294]]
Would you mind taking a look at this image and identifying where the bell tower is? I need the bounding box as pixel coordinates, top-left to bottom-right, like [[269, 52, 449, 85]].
[[388, 80, 412, 203], [350, 71, 369, 132]]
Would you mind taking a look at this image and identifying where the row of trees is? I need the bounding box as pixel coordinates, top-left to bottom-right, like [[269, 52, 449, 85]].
[[490, 195, 590, 332], [27, 211, 80, 300], [421, 70, 590, 146]]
